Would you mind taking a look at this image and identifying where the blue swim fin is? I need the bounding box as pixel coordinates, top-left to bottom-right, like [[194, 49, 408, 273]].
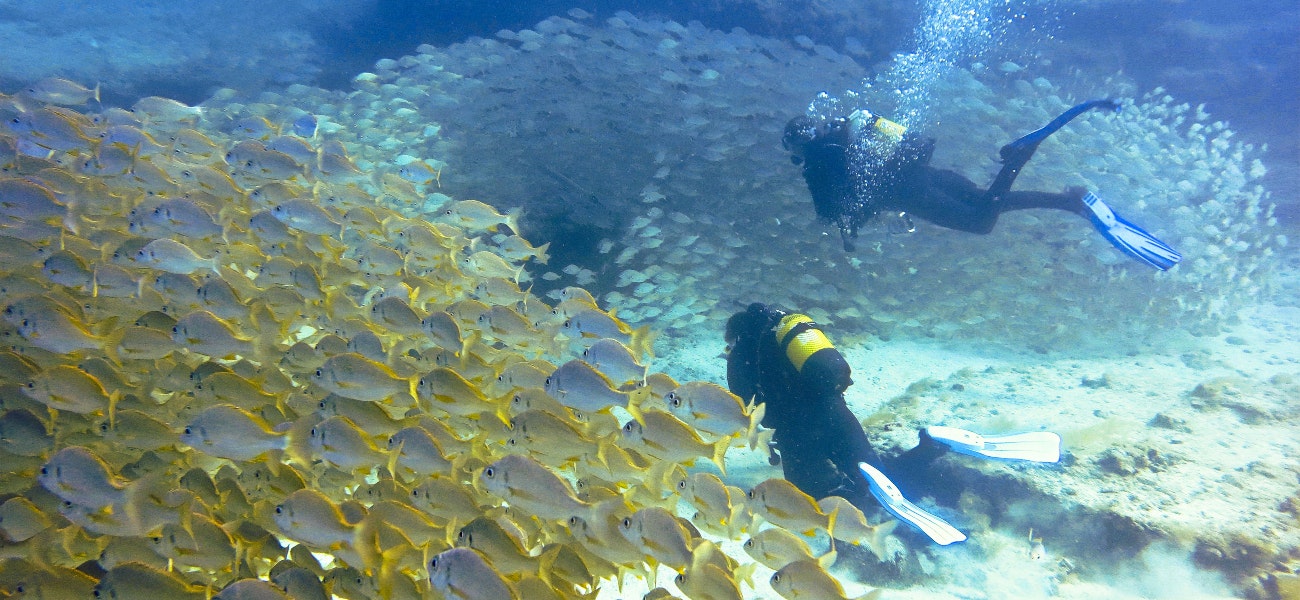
[[858, 462, 966, 545], [1083, 191, 1182, 270], [926, 426, 1061, 463]]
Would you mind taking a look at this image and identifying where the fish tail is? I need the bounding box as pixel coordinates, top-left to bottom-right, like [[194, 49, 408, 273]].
[[534, 241, 551, 264], [385, 439, 404, 481], [746, 402, 766, 450], [505, 206, 523, 235], [866, 519, 899, 562], [107, 391, 120, 430], [102, 327, 125, 366], [459, 330, 481, 371], [625, 386, 650, 425], [629, 324, 658, 361], [711, 437, 730, 477]]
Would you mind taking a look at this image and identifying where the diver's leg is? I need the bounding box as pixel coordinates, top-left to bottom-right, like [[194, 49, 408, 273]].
[[986, 99, 1122, 200], [880, 428, 949, 497], [895, 169, 1000, 234], [996, 189, 1086, 214]]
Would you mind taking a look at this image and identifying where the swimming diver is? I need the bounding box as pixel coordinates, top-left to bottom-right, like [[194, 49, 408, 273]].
[[725, 302, 1062, 545], [783, 99, 1183, 270]]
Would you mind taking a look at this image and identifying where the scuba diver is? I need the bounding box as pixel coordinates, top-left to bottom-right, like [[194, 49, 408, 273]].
[[725, 302, 1061, 545], [783, 99, 1183, 270]]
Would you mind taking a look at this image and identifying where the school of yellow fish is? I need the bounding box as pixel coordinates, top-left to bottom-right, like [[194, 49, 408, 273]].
[[0, 79, 895, 599]]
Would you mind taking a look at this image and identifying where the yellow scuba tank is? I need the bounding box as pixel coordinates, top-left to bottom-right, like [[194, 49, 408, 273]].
[[848, 108, 907, 143], [773, 313, 853, 397], [774, 313, 835, 372]]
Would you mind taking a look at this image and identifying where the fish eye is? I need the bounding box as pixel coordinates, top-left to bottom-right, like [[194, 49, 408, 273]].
[[621, 517, 632, 528], [183, 426, 192, 435], [747, 490, 756, 499], [39, 466, 48, 475], [100, 423, 110, 432], [314, 369, 323, 377], [771, 574, 781, 583], [676, 480, 686, 490], [483, 467, 494, 478], [744, 539, 753, 548], [675, 573, 686, 584], [274, 505, 284, 514]]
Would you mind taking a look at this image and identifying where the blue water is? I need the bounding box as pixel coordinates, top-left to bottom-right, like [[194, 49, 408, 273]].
[[2, 0, 1294, 217]]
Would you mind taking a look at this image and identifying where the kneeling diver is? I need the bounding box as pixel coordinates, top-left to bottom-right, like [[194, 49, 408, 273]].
[[725, 302, 1062, 545]]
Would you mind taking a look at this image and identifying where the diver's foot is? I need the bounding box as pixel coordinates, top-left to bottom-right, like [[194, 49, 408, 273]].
[[925, 426, 1061, 463], [1082, 191, 1182, 270], [858, 462, 966, 545]]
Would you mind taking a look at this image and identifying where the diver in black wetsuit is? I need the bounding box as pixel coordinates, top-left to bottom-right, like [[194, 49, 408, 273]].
[[725, 302, 1062, 545], [783, 100, 1183, 270]]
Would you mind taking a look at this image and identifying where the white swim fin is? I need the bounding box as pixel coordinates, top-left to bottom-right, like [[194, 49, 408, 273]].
[[858, 462, 966, 546], [1083, 191, 1181, 270], [927, 426, 1061, 463]]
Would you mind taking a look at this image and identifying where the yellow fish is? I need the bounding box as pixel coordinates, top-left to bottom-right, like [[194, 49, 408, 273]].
[[621, 409, 729, 476], [171, 310, 258, 358], [746, 478, 830, 536], [665, 381, 765, 448], [743, 527, 836, 571], [617, 505, 695, 571], [20, 77, 100, 105], [179, 404, 286, 463], [437, 199, 521, 234], [428, 547, 519, 600], [479, 454, 591, 522], [22, 364, 118, 417], [311, 352, 414, 404], [770, 559, 881, 600], [817, 496, 897, 560], [93, 562, 208, 600]]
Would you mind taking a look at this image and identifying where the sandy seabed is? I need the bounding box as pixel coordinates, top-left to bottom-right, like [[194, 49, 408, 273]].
[[620, 259, 1300, 600]]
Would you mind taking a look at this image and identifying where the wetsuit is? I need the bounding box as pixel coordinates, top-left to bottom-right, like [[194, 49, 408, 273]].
[[725, 303, 945, 507], [788, 100, 1121, 251]]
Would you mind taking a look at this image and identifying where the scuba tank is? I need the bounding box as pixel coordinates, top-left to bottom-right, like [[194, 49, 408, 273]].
[[772, 313, 852, 399], [848, 108, 907, 143]]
